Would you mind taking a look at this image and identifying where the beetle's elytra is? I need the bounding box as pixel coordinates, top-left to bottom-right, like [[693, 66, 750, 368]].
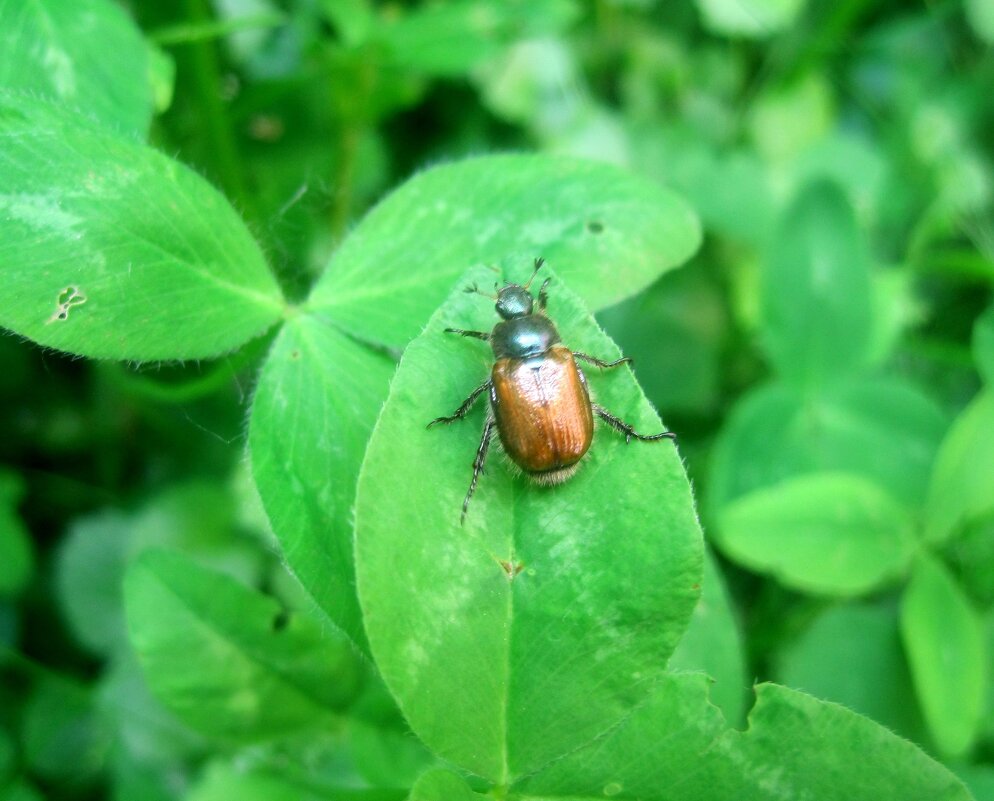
[[428, 258, 675, 521]]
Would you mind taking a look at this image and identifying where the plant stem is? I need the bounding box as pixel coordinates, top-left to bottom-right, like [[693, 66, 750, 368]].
[[182, 0, 254, 220], [330, 121, 361, 242]]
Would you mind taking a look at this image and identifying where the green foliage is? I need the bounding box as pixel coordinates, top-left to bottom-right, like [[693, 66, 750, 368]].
[[409, 770, 487, 801], [926, 392, 994, 545], [965, 0, 994, 44], [0, 0, 153, 136], [20, 676, 111, 784], [696, 0, 806, 38], [669, 549, 747, 724], [776, 601, 923, 738], [1, 0, 990, 798], [55, 482, 263, 656], [125, 549, 360, 744], [975, 306, 994, 387], [373, 0, 578, 78], [762, 181, 872, 390], [708, 376, 947, 514], [901, 556, 988, 759], [0, 470, 32, 597], [187, 761, 405, 801], [0, 91, 284, 360], [306, 156, 701, 348], [512, 673, 969, 800], [718, 472, 915, 596]]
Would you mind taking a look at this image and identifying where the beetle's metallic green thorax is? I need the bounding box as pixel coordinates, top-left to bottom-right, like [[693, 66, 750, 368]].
[[491, 314, 561, 359]]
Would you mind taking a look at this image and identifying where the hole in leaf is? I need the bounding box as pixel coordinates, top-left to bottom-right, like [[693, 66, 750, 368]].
[[46, 285, 87, 324]]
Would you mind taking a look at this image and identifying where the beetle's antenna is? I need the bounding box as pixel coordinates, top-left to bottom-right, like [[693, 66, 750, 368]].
[[524, 257, 546, 289], [463, 283, 497, 300]]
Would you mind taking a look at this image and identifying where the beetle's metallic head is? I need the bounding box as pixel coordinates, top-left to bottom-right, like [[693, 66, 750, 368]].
[[496, 257, 547, 319], [464, 257, 546, 320], [495, 285, 533, 320]]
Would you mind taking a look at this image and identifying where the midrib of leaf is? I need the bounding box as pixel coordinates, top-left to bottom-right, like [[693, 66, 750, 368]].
[[99, 226, 281, 310], [145, 567, 342, 719], [499, 490, 519, 786]]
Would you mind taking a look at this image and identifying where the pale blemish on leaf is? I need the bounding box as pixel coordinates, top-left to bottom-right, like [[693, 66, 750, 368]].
[[0, 193, 83, 238], [43, 44, 77, 97], [46, 285, 87, 324]]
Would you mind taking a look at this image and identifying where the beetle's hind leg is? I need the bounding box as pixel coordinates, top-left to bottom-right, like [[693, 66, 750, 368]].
[[427, 379, 491, 428], [462, 417, 495, 523], [593, 404, 676, 444], [573, 352, 632, 369]]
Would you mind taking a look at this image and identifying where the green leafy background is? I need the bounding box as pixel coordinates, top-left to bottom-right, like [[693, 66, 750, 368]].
[[1, 0, 992, 799]]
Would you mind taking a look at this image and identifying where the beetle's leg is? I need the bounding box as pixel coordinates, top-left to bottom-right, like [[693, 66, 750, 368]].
[[444, 327, 490, 342], [573, 352, 632, 369], [537, 277, 552, 312], [427, 380, 492, 428], [462, 417, 495, 523], [593, 404, 676, 444]]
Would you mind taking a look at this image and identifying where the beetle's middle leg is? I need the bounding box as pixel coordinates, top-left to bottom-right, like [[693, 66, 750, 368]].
[[462, 417, 495, 522], [573, 352, 632, 369], [427, 379, 491, 428], [593, 404, 676, 444]]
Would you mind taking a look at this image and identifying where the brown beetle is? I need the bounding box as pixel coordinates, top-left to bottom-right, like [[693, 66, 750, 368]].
[[429, 258, 675, 520]]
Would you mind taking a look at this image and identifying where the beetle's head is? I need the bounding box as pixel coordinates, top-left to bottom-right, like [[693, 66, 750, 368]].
[[470, 257, 545, 320], [465, 258, 547, 319], [495, 284, 533, 319]]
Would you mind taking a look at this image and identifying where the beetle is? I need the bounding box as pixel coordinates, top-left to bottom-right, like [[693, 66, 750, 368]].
[[428, 257, 675, 520]]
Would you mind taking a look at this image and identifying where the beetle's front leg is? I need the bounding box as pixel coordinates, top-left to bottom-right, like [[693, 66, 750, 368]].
[[444, 327, 490, 342], [537, 278, 551, 312], [462, 417, 495, 523], [573, 352, 632, 369], [427, 379, 492, 428], [593, 404, 675, 444]]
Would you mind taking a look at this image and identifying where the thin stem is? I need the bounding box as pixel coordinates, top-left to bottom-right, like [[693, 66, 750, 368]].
[[182, 0, 254, 219]]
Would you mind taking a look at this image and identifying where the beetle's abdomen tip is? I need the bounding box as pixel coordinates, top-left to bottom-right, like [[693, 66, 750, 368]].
[[527, 462, 582, 486]]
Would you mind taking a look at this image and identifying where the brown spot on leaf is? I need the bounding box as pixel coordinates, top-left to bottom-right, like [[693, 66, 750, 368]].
[[499, 559, 525, 581]]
